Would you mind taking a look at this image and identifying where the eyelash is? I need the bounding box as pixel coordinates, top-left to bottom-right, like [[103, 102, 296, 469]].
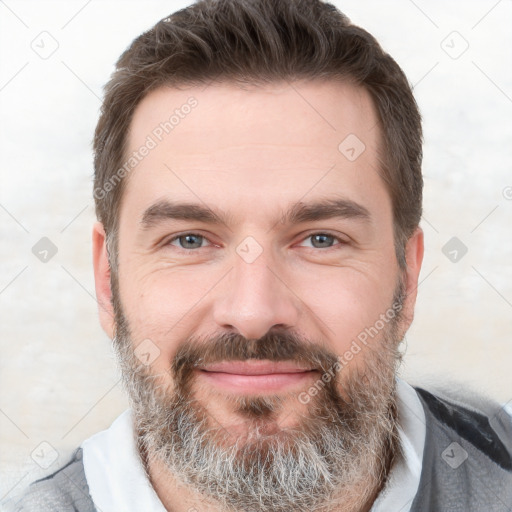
[[166, 232, 346, 253]]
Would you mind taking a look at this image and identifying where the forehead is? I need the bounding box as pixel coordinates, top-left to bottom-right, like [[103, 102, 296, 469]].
[[128, 79, 379, 156], [122, 80, 388, 225]]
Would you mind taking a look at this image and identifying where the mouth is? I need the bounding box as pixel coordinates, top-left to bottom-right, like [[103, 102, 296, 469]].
[[197, 360, 318, 393]]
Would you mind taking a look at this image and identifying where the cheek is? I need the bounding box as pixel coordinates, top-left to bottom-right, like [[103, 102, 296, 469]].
[[295, 267, 396, 352], [117, 265, 218, 362]]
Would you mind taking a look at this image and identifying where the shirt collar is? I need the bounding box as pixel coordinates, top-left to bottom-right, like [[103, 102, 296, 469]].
[[81, 409, 166, 512], [370, 378, 426, 512]]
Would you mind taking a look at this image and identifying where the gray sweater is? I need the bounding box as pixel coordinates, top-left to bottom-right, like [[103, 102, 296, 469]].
[[5, 387, 512, 511]]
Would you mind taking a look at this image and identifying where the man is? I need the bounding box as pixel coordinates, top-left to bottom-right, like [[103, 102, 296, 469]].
[[7, 0, 512, 511]]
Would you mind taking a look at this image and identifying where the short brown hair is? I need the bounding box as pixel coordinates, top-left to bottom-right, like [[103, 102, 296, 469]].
[[93, 0, 422, 269]]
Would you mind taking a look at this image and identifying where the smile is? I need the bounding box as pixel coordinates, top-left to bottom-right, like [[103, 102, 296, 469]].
[[197, 360, 318, 393]]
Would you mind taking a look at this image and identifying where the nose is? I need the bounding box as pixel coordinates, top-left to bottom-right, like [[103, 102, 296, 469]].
[[213, 247, 300, 340]]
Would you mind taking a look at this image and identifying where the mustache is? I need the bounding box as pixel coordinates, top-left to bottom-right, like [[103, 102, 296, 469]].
[[171, 330, 339, 388]]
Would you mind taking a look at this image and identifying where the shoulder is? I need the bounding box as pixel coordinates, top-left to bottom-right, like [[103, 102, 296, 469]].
[[3, 448, 97, 512], [415, 386, 512, 470], [417, 385, 512, 464], [411, 386, 512, 512]]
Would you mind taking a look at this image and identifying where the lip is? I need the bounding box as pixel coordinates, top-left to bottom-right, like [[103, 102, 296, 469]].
[[197, 360, 317, 393]]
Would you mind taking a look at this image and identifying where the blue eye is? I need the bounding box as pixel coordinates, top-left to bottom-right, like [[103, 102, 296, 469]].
[[310, 233, 336, 248], [169, 233, 207, 250], [299, 233, 342, 249], [166, 232, 344, 253]]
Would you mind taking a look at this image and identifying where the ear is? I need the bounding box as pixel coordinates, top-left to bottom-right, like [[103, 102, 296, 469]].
[[400, 227, 424, 330], [92, 222, 115, 339]]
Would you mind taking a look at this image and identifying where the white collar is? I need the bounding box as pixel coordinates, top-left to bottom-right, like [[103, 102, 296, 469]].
[[82, 377, 425, 512], [81, 410, 166, 511], [369, 378, 426, 512]]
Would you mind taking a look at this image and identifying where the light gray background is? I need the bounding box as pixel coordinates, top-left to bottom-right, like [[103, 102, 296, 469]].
[[1, 0, 511, 501]]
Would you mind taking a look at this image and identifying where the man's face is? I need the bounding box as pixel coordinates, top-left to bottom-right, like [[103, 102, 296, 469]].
[[118, 79, 401, 379], [93, 79, 423, 511]]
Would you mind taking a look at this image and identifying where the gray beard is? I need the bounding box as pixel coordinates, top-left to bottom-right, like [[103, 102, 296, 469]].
[[111, 283, 404, 512]]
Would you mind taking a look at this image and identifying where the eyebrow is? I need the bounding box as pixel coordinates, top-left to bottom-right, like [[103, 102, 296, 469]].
[[283, 198, 371, 225], [140, 197, 371, 230], [141, 200, 230, 229]]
